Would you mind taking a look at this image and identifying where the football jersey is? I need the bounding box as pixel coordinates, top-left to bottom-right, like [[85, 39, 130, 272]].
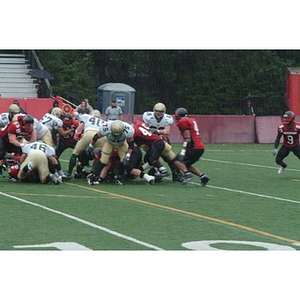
[[176, 117, 205, 150], [34, 119, 49, 140], [79, 114, 104, 133], [277, 122, 300, 147], [142, 111, 174, 129], [0, 113, 10, 128], [100, 120, 134, 146], [133, 120, 161, 147], [40, 113, 63, 131], [22, 141, 56, 157]]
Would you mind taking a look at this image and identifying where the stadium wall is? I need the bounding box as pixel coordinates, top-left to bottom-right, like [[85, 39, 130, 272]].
[[0, 99, 287, 143]]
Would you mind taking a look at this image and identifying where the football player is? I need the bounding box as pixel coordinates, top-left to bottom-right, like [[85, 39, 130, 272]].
[[55, 112, 79, 158], [0, 104, 20, 177], [143, 102, 182, 182], [273, 111, 300, 174], [18, 141, 63, 184], [174, 107, 210, 187], [65, 110, 105, 180], [39, 107, 64, 146], [86, 120, 134, 185], [133, 119, 193, 184]]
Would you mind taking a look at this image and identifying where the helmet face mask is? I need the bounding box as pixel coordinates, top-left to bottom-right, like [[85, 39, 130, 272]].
[[63, 113, 73, 126], [174, 107, 188, 121], [111, 120, 124, 138], [283, 111, 295, 125]]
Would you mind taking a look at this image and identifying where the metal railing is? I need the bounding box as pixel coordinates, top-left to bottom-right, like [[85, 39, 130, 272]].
[[23, 50, 53, 97]]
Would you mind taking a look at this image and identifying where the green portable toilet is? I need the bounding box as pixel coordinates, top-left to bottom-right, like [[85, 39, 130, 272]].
[[97, 82, 136, 114]]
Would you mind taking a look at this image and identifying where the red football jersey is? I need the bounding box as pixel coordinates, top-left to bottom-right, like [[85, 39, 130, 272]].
[[176, 117, 205, 150], [133, 120, 161, 147], [7, 120, 32, 141], [277, 121, 300, 147]]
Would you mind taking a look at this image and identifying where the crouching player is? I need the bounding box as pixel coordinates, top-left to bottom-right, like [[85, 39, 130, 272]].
[[18, 141, 64, 184]]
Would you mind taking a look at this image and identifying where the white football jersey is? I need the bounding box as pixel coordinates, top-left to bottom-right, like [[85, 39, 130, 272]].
[[22, 141, 56, 157], [142, 111, 174, 129], [100, 120, 134, 146], [40, 113, 63, 131], [34, 118, 49, 140], [0, 113, 10, 128], [79, 114, 104, 133]]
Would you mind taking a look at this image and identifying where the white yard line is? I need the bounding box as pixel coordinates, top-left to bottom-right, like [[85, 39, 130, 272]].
[[0, 192, 164, 251], [202, 158, 300, 172]]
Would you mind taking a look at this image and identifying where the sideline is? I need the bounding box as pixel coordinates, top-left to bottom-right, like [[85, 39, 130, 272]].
[[65, 182, 300, 246], [0, 191, 164, 251]]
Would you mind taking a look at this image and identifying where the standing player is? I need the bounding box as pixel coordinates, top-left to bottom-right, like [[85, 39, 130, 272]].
[[143, 102, 182, 181], [65, 110, 104, 179], [174, 107, 210, 187], [273, 111, 300, 174]]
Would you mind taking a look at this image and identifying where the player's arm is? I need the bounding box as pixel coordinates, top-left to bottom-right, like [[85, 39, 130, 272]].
[[57, 126, 73, 137], [157, 124, 171, 135], [273, 132, 282, 155], [8, 132, 23, 147]]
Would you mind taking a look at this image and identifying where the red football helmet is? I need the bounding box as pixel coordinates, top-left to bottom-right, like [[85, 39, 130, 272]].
[[283, 111, 295, 125], [63, 113, 73, 126], [174, 107, 188, 122]]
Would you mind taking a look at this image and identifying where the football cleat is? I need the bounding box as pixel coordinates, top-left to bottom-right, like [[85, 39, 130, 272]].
[[158, 167, 169, 177], [49, 173, 59, 185], [200, 174, 210, 187], [64, 173, 73, 181], [143, 173, 155, 185], [172, 170, 183, 182], [182, 172, 193, 184], [278, 166, 286, 174], [27, 160, 34, 171]]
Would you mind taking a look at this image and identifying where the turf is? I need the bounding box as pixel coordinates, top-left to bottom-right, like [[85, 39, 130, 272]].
[[1, 143, 300, 251]]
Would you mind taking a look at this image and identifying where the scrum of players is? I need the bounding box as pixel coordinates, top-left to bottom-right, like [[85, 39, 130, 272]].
[[0, 101, 210, 187]]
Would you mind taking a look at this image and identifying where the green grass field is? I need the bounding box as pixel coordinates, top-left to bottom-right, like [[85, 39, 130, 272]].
[[1, 143, 300, 251]]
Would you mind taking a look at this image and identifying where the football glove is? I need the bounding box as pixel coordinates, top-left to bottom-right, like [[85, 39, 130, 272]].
[[123, 154, 131, 167], [86, 144, 95, 157], [272, 148, 278, 156]]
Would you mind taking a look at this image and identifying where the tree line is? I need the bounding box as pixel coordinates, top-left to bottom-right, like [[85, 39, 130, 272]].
[[37, 50, 300, 116]]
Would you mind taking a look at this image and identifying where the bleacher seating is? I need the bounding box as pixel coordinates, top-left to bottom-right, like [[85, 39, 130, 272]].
[[0, 53, 37, 98]]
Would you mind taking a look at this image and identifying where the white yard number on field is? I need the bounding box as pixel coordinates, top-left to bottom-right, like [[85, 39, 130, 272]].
[[14, 242, 92, 250], [182, 240, 296, 250]]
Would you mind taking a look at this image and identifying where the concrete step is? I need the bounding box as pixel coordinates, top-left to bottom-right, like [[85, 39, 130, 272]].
[[0, 76, 37, 85], [0, 86, 36, 92], [0, 57, 27, 64], [0, 53, 25, 58], [0, 64, 30, 69], [0, 82, 36, 88], [0, 69, 32, 74]]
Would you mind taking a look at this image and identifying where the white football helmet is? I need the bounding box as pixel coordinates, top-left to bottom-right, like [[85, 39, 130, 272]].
[[111, 120, 124, 138], [8, 104, 20, 117], [90, 109, 101, 117], [153, 102, 166, 120], [51, 107, 63, 118]]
